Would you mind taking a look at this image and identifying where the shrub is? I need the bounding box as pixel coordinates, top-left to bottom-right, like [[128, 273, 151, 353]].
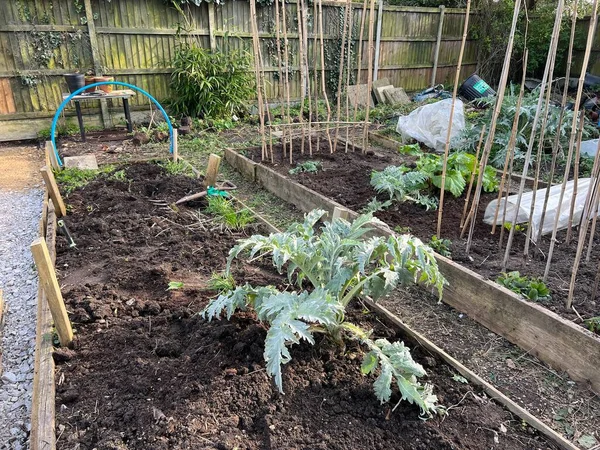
[[203, 210, 446, 416], [169, 44, 255, 119]]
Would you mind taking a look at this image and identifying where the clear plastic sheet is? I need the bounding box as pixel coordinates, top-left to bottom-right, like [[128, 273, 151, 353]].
[[396, 98, 465, 152], [483, 178, 595, 242]]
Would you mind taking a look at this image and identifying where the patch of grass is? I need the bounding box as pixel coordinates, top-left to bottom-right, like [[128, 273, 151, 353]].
[[54, 165, 117, 195], [204, 196, 255, 230], [157, 160, 194, 176]]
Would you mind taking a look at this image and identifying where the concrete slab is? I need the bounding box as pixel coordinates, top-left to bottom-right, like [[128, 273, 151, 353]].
[[375, 85, 394, 104], [347, 84, 374, 108], [384, 87, 411, 105], [372, 78, 392, 103], [63, 154, 99, 170]]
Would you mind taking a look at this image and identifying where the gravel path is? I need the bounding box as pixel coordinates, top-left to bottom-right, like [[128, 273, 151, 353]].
[[0, 145, 43, 450]]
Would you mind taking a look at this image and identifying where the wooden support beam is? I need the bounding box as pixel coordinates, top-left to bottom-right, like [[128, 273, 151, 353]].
[[203, 154, 222, 188], [45, 141, 59, 171], [40, 166, 66, 218], [172, 128, 179, 163], [208, 3, 217, 51], [30, 238, 73, 348]]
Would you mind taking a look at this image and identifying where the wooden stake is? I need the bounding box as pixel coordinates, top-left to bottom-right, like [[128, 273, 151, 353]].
[[505, 0, 564, 271], [585, 169, 600, 262], [274, 0, 287, 154], [30, 238, 73, 347], [544, 0, 598, 280], [436, 0, 472, 237], [40, 166, 66, 218], [45, 141, 60, 170], [312, 0, 321, 154], [565, 110, 585, 244], [463, 139, 492, 251], [332, 206, 350, 221], [281, 0, 294, 163], [352, 0, 369, 152], [203, 154, 222, 188], [297, 0, 307, 154], [460, 125, 486, 229], [172, 128, 179, 163], [344, 2, 354, 152], [249, 0, 267, 161], [491, 49, 528, 235]]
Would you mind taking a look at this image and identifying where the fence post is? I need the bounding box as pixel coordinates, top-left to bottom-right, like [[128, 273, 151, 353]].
[[208, 3, 217, 51], [373, 0, 384, 81], [431, 5, 445, 87], [83, 0, 112, 128]]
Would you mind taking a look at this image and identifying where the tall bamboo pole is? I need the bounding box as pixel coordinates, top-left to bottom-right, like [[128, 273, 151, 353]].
[[566, 110, 585, 244], [362, 0, 377, 152], [523, 44, 559, 255], [318, 0, 333, 153], [312, 0, 321, 153], [273, 0, 286, 157], [491, 49, 528, 235], [498, 142, 518, 250], [460, 125, 486, 229], [543, 0, 599, 280], [345, 3, 354, 152], [504, 0, 564, 271], [281, 0, 294, 162], [249, 0, 267, 160], [297, 0, 307, 154], [334, 0, 351, 151], [352, 0, 369, 150], [436, 0, 472, 237], [536, 4, 578, 241], [585, 166, 600, 262], [464, 141, 493, 250]]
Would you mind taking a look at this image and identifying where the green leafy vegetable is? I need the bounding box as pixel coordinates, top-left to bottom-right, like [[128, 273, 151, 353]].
[[496, 271, 550, 301]]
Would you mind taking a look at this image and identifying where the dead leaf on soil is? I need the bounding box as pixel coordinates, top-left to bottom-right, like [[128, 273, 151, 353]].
[[506, 358, 516, 369]]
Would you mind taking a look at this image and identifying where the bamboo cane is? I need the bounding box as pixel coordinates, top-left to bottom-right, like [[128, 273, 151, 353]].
[[584, 138, 600, 262], [345, 3, 354, 152], [436, 0, 472, 237], [297, 0, 307, 154], [491, 49, 528, 235], [537, 3, 578, 240], [274, 0, 286, 156], [543, 0, 598, 280], [504, 0, 564, 271], [523, 46, 560, 256], [566, 110, 585, 244], [313, 0, 321, 153], [281, 0, 294, 163], [362, 0, 377, 152], [460, 125, 486, 229], [499, 142, 517, 250], [249, 0, 267, 160], [592, 259, 600, 301], [301, 0, 313, 156], [352, 0, 369, 151], [318, 0, 334, 153], [464, 140, 493, 250], [334, 0, 351, 151]]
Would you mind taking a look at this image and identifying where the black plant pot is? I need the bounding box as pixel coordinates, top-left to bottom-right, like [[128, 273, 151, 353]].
[[64, 73, 85, 94]]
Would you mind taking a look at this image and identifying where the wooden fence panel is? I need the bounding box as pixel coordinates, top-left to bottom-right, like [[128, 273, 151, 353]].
[[0, 0, 477, 133]]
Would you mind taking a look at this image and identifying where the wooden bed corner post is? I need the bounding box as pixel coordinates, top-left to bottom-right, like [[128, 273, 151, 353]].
[[31, 238, 74, 348], [45, 141, 60, 171], [203, 154, 222, 188], [40, 166, 67, 218]]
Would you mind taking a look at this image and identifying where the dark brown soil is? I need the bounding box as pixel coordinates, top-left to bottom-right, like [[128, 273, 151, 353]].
[[54, 163, 558, 449], [245, 142, 600, 331]]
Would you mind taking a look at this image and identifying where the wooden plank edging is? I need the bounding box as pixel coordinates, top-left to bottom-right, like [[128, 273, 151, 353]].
[[30, 202, 57, 450], [224, 147, 600, 393]]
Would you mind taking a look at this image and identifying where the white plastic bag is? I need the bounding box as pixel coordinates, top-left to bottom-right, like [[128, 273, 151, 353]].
[[396, 98, 465, 152], [483, 178, 596, 242]]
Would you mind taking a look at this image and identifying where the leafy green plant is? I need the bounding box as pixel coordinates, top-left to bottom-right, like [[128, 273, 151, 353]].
[[169, 44, 255, 119], [371, 149, 498, 211], [496, 271, 550, 302], [394, 225, 412, 234], [110, 169, 127, 181], [503, 222, 527, 233], [203, 210, 446, 416], [289, 161, 322, 175], [157, 160, 192, 176], [208, 272, 235, 293], [54, 165, 117, 195], [205, 196, 255, 230], [398, 143, 422, 156], [360, 197, 392, 214], [585, 317, 600, 334], [428, 235, 452, 258]]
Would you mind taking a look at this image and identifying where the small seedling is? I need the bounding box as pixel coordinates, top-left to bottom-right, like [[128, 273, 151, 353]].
[[451, 374, 468, 384], [394, 225, 412, 234], [110, 169, 127, 181], [208, 272, 235, 293], [503, 222, 527, 232], [289, 160, 322, 175], [585, 316, 600, 334], [398, 143, 421, 155], [496, 271, 550, 301], [167, 281, 184, 291], [360, 197, 392, 214], [429, 235, 452, 258]]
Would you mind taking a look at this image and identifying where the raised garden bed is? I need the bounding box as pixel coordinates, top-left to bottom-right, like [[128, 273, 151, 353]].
[[224, 146, 600, 395], [41, 162, 572, 449]]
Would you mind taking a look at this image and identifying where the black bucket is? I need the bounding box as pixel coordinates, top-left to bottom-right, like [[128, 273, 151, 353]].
[[64, 73, 85, 94], [459, 73, 496, 102]]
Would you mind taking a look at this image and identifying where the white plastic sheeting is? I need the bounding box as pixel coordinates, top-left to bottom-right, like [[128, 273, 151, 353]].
[[483, 178, 596, 242], [396, 98, 465, 152], [580, 139, 600, 158]]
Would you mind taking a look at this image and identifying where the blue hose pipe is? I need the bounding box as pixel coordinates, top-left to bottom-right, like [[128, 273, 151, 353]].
[[50, 81, 174, 167]]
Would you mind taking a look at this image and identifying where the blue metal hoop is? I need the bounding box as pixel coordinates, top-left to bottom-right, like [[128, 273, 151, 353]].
[[50, 81, 174, 166]]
